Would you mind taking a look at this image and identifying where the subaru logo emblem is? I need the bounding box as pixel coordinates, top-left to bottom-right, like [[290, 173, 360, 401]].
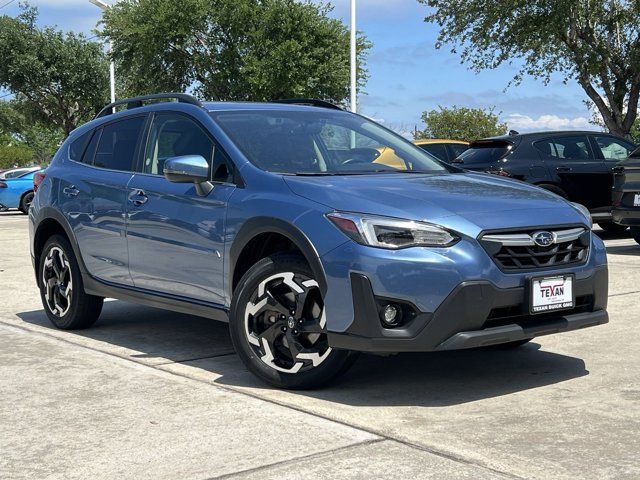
[[531, 231, 555, 247]]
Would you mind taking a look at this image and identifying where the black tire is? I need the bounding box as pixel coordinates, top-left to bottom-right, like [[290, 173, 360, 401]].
[[229, 253, 358, 389], [19, 190, 34, 214], [631, 227, 640, 246], [536, 183, 568, 199], [597, 222, 628, 233], [38, 234, 104, 330], [485, 339, 532, 349]]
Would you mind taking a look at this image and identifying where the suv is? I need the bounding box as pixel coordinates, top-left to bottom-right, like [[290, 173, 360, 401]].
[[455, 131, 636, 232], [30, 94, 609, 389]]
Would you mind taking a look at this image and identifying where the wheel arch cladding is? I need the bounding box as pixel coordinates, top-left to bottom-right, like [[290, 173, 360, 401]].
[[33, 209, 87, 277], [229, 217, 328, 296]]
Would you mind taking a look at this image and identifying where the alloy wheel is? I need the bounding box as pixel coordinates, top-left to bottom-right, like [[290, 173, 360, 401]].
[[244, 272, 331, 373], [42, 246, 73, 317]]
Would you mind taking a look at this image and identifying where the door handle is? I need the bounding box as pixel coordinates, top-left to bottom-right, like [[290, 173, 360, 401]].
[[63, 185, 79, 197], [556, 166, 572, 173], [128, 189, 148, 206]]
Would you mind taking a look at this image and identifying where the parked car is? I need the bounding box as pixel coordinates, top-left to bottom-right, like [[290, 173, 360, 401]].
[[0, 166, 41, 180], [0, 169, 40, 213], [454, 131, 636, 232], [612, 148, 640, 244], [414, 139, 469, 163], [30, 94, 608, 389]]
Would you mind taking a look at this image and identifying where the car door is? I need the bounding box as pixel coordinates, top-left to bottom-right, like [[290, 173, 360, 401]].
[[591, 134, 636, 203], [125, 111, 236, 305], [537, 134, 608, 209], [58, 116, 146, 286]]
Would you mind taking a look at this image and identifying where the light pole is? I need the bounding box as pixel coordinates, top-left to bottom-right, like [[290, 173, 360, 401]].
[[350, 0, 357, 113], [89, 0, 116, 105]]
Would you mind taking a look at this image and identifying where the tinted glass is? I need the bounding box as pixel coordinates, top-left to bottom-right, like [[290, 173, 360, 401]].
[[536, 136, 591, 160], [94, 116, 145, 171], [211, 147, 234, 183], [211, 110, 447, 175], [143, 114, 214, 175], [81, 129, 100, 165], [420, 143, 448, 161], [594, 135, 633, 161], [69, 130, 92, 162], [449, 143, 468, 158], [457, 145, 510, 164]]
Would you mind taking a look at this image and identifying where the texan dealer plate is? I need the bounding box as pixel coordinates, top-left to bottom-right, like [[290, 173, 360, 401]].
[[530, 275, 574, 314]]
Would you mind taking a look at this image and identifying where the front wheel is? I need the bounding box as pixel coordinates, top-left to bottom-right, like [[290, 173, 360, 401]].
[[229, 253, 357, 389]]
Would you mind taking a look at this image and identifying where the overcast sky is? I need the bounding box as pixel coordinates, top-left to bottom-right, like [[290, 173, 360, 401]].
[[1, 0, 596, 134]]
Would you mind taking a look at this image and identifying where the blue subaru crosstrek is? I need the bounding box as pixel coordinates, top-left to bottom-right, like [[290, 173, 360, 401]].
[[29, 94, 608, 389]]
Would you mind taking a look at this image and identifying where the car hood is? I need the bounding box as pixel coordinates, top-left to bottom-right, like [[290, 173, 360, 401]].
[[284, 172, 587, 233]]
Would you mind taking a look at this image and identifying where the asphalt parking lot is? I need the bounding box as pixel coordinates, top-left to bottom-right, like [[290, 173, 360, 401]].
[[1, 210, 639, 479]]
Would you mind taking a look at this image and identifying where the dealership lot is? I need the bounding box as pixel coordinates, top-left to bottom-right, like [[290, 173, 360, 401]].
[[1, 211, 639, 479]]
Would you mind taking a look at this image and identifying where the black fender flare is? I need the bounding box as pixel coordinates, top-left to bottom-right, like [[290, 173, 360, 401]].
[[229, 217, 327, 295], [33, 207, 89, 276]]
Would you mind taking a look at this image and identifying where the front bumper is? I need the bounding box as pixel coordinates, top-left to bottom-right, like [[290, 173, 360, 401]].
[[327, 265, 608, 353]]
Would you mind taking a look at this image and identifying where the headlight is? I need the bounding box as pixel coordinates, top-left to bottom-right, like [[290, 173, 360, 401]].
[[571, 202, 593, 228], [326, 212, 459, 249]]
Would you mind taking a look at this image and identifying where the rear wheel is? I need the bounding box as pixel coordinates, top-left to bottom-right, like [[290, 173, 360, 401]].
[[631, 227, 640, 246], [19, 191, 34, 214], [597, 222, 627, 233], [229, 253, 357, 389], [39, 235, 104, 329]]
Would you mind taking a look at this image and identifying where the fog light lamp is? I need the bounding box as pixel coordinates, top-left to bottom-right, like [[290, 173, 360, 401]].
[[381, 304, 402, 327]]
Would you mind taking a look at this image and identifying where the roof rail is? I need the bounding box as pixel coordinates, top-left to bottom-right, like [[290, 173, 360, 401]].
[[95, 93, 203, 119], [272, 98, 343, 111]]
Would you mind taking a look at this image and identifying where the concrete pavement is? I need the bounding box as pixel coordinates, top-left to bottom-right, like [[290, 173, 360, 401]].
[[1, 211, 639, 479]]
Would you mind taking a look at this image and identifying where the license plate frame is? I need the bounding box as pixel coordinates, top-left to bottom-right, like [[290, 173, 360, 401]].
[[633, 193, 640, 207], [529, 274, 575, 315]]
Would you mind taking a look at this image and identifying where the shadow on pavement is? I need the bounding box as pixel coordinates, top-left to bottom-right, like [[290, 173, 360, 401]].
[[18, 300, 588, 407]]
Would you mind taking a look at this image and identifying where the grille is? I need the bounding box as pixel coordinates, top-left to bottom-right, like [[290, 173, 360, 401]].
[[480, 227, 590, 271]]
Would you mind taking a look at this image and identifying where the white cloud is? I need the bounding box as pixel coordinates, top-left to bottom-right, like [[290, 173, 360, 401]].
[[505, 113, 595, 132]]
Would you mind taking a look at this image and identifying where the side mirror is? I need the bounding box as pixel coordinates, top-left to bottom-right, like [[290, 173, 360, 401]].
[[163, 155, 213, 196]]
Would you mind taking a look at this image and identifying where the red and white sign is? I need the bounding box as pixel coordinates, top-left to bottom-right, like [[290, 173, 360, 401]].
[[531, 276, 573, 313]]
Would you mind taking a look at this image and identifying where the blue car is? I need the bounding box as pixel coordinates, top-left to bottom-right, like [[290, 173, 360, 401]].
[[0, 169, 38, 213], [29, 94, 608, 389]]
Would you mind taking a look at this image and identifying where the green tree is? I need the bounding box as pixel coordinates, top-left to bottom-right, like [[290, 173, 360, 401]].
[[101, 0, 371, 105], [0, 6, 109, 135], [415, 106, 506, 141], [421, 0, 640, 138], [0, 144, 33, 170], [0, 100, 64, 165]]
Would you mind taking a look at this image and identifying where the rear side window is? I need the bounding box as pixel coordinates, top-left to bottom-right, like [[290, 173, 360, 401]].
[[419, 143, 448, 161], [457, 143, 510, 164], [94, 116, 145, 171], [535, 136, 591, 160], [69, 131, 92, 162]]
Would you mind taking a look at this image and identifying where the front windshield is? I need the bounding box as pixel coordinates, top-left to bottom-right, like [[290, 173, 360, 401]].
[[211, 109, 448, 175]]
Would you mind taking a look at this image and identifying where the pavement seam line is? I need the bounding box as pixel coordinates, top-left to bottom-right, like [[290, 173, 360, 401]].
[[609, 290, 640, 297], [0, 319, 523, 479], [153, 351, 236, 365], [207, 438, 386, 480]]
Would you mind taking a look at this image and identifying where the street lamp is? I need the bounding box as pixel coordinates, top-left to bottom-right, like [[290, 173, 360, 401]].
[[350, 0, 357, 113], [89, 0, 116, 105]]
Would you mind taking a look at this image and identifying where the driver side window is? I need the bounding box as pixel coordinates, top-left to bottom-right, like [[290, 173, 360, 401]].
[[143, 113, 214, 175]]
